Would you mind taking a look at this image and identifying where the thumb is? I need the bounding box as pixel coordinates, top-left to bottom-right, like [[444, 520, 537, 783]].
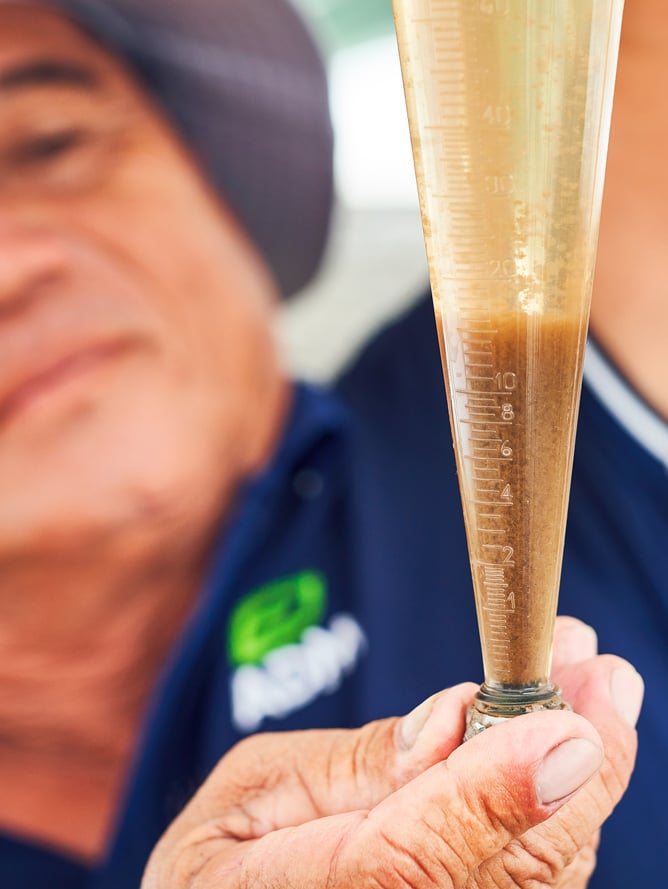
[[334, 710, 604, 888]]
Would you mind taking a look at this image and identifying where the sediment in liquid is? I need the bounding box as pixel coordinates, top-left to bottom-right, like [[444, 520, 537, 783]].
[[438, 308, 586, 686]]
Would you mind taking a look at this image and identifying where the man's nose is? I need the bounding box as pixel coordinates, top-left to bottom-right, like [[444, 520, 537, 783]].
[[0, 230, 67, 319]]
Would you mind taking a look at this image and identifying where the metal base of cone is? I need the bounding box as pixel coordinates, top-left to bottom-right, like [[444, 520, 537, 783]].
[[464, 682, 570, 741]]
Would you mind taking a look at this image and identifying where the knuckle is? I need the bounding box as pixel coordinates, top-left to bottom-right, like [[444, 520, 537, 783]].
[[452, 765, 528, 841], [342, 810, 458, 889], [368, 767, 507, 888], [487, 837, 568, 888], [217, 801, 274, 841], [321, 718, 399, 812], [509, 835, 569, 884], [390, 763, 532, 887], [352, 719, 397, 786], [349, 726, 370, 790], [369, 825, 449, 889], [483, 830, 597, 889]]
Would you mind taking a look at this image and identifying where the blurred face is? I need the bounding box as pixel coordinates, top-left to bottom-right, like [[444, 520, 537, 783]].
[[0, 5, 286, 561]]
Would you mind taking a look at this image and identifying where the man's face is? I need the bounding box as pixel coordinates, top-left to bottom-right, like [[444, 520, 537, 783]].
[[0, 5, 285, 560]]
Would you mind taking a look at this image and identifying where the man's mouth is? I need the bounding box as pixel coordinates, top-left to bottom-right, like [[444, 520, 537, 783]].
[[0, 341, 135, 428]]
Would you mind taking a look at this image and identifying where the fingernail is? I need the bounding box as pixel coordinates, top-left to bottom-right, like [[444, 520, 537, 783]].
[[536, 738, 603, 805], [611, 668, 644, 727], [398, 696, 436, 750]]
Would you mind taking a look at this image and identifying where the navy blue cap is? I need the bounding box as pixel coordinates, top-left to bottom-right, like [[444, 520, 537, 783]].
[[27, 0, 335, 296]]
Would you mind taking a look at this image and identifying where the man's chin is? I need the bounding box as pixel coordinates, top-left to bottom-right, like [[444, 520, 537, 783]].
[[0, 486, 194, 567], [0, 390, 237, 567], [0, 448, 229, 569]]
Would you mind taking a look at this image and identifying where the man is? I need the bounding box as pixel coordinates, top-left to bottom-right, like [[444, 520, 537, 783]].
[[0, 0, 644, 887]]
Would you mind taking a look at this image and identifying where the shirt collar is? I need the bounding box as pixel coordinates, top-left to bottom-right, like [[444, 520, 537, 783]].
[[584, 338, 668, 473]]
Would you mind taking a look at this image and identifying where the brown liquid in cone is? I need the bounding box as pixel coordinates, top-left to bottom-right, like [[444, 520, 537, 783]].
[[437, 308, 586, 686]]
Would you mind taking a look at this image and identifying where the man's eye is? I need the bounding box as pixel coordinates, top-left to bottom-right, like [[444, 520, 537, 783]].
[[8, 129, 89, 165]]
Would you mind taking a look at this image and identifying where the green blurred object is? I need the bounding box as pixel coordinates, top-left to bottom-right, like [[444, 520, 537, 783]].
[[293, 0, 395, 51], [227, 572, 328, 666]]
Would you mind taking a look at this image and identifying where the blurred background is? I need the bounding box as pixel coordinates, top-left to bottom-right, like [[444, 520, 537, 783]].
[[279, 0, 430, 380]]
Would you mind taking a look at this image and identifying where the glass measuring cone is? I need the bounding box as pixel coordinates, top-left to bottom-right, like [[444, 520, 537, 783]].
[[393, 0, 624, 737]]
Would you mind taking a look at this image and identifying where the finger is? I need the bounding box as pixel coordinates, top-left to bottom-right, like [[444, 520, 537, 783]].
[[553, 653, 641, 811], [466, 832, 600, 889], [169, 682, 477, 842], [473, 656, 641, 888], [552, 616, 598, 669], [225, 710, 604, 889]]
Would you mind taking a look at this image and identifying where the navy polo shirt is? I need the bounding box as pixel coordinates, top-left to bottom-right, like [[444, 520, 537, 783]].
[[2, 295, 666, 887], [338, 295, 668, 887]]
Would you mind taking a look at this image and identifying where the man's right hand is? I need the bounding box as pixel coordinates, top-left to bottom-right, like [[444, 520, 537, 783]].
[[142, 617, 642, 889]]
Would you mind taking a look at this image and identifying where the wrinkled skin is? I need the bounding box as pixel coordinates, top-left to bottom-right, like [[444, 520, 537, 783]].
[[143, 618, 641, 889]]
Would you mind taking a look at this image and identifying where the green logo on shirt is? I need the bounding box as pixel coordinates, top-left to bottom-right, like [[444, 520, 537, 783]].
[[227, 572, 327, 666]]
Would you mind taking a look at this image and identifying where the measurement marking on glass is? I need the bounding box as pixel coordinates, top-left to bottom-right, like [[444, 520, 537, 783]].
[[455, 388, 502, 395]]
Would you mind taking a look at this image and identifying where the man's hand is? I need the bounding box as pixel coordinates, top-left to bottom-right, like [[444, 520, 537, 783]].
[[142, 617, 642, 889]]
